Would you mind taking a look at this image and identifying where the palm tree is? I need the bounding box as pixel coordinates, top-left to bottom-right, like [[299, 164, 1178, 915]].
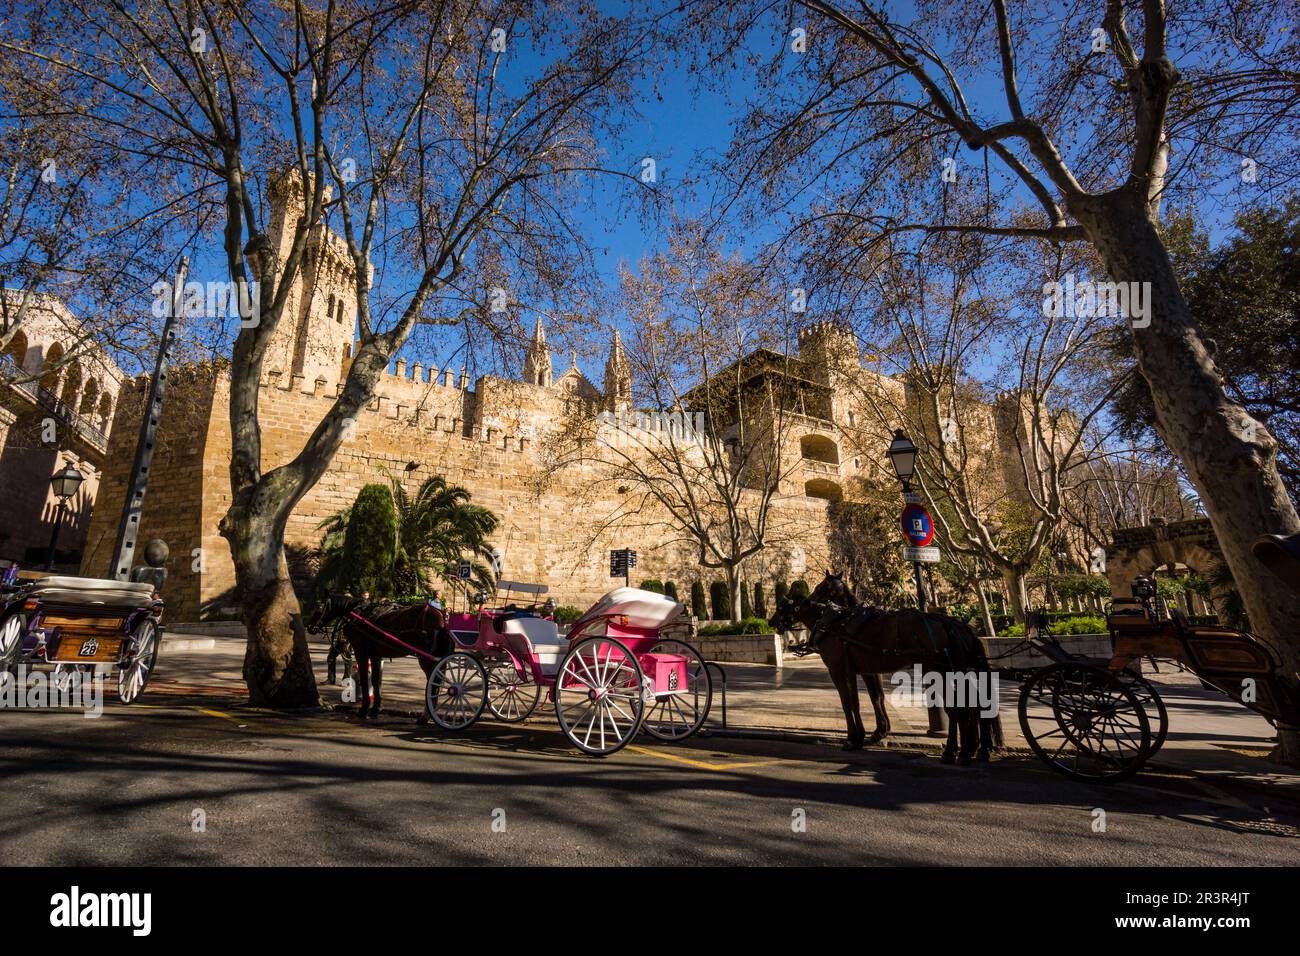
[[313, 472, 498, 598], [386, 471, 498, 596]]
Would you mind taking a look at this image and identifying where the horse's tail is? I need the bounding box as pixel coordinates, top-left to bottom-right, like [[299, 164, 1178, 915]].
[[946, 616, 1005, 750]]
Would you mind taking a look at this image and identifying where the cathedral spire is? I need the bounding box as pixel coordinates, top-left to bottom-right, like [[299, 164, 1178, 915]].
[[604, 330, 631, 410], [523, 315, 552, 387]]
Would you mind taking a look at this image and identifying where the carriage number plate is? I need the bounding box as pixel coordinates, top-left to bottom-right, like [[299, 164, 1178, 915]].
[[47, 635, 124, 663]]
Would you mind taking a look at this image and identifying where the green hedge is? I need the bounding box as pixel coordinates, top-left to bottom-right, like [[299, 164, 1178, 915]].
[[664, 581, 679, 602], [639, 579, 665, 594], [740, 584, 752, 619], [790, 579, 810, 599], [709, 581, 730, 620], [774, 581, 789, 605], [698, 617, 773, 636], [753, 582, 767, 618], [691, 581, 708, 619], [999, 614, 1108, 637]]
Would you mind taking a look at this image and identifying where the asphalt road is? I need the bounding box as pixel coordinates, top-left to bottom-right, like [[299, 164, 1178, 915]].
[[1, 697, 1297, 866]]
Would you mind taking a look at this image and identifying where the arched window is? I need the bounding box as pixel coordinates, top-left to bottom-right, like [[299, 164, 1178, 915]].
[[800, 433, 840, 464], [39, 342, 65, 391], [804, 478, 843, 501], [59, 360, 82, 409], [98, 393, 114, 431], [80, 378, 100, 416], [2, 330, 28, 373]]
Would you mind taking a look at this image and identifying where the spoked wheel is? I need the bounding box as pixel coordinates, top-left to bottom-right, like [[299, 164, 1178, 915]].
[[0, 613, 25, 673], [1115, 668, 1169, 760], [425, 653, 488, 731], [118, 618, 160, 704], [1018, 662, 1152, 783], [54, 663, 94, 693], [555, 637, 645, 756], [641, 639, 712, 742], [486, 658, 541, 722]]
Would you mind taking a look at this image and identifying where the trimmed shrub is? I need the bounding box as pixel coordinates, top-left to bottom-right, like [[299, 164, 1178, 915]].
[[664, 581, 679, 602], [774, 581, 789, 606], [690, 581, 708, 619], [753, 582, 767, 618], [698, 617, 774, 636], [790, 579, 810, 599], [740, 583, 753, 619], [639, 579, 665, 594], [709, 581, 730, 620], [341, 484, 396, 598], [553, 605, 583, 624]]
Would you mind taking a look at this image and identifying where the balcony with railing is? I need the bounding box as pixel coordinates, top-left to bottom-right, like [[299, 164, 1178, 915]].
[[6, 377, 109, 453]]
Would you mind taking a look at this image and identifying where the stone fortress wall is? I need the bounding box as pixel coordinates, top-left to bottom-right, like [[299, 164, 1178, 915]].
[[79, 171, 1044, 621]]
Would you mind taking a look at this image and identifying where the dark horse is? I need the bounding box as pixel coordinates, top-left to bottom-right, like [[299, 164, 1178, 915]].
[[770, 573, 1003, 765], [309, 592, 451, 719], [806, 576, 891, 746]]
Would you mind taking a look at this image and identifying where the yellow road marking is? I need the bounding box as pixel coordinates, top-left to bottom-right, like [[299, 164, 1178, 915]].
[[194, 707, 237, 721], [625, 745, 782, 771]]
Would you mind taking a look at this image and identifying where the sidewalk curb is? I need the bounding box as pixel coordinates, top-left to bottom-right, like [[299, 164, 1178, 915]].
[[162, 636, 216, 651], [704, 726, 1036, 757]]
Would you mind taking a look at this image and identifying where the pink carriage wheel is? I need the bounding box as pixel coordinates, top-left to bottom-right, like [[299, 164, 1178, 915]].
[[554, 637, 645, 756], [641, 639, 712, 742], [486, 658, 541, 722], [425, 652, 488, 731]]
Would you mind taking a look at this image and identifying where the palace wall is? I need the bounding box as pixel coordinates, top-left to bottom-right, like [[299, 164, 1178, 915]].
[[82, 361, 834, 621]]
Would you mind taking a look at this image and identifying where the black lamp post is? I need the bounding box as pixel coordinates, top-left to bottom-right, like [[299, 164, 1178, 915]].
[[887, 430, 926, 611], [886, 429, 946, 736], [46, 461, 85, 571]]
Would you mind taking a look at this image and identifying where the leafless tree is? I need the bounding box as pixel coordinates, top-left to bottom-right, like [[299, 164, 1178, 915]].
[[697, 0, 1300, 760], [553, 226, 810, 621], [3, 0, 656, 705]]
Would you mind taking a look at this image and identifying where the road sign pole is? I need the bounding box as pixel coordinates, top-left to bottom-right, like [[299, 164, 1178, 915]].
[[901, 481, 945, 737]]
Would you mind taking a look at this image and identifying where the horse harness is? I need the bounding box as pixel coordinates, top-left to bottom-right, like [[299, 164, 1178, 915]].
[[793, 602, 956, 669]]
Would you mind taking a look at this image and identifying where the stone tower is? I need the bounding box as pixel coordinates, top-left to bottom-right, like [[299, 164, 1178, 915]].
[[603, 330, 631, 411], [797, 320, 861, 385], [262, 169, 356, 390], [523, 316, 552, 387]]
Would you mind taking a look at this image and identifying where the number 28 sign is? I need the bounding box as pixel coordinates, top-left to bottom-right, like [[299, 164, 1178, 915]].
[[900, 503, 934, 547]]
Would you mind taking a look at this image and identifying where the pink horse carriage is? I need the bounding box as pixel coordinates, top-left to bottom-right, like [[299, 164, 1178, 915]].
[[426, 582, 712, 756]]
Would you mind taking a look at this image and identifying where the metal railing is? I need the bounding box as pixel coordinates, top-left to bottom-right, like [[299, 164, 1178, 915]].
[[5, 377, 109, 452]]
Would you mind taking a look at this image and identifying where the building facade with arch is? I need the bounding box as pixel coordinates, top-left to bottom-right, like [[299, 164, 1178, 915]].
[[0, 292, 126, 567]]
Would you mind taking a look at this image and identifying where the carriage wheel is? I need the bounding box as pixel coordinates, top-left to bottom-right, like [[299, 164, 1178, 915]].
[[0, 613, 25, 673], [425, 653, 487, 731], [555, 637, 645, 756], [486, 658, 541, 722], [641, 640, 712, 742], [1115, 669, 1169, 760], [53, 663, 95, 692], [1018, 662, 1151, 783], [118, 619, 160, 704]]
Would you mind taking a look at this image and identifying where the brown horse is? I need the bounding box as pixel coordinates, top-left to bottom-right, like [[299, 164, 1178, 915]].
[[805, 576, 891, 747], [309, 593, 451, 719], [770, 576, 1002, 765]]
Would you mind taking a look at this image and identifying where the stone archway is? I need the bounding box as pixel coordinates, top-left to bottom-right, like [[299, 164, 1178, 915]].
[[1105, 517, 1222, 610]]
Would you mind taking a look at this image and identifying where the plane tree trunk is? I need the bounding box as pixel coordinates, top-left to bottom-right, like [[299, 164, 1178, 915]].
[[1071, 186, 1300, 762]]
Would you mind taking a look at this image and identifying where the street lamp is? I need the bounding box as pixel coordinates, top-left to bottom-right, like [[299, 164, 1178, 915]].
[[46, 461, 85, 571], [887, 430, 918, 485], [885, 429, 946, 736]]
